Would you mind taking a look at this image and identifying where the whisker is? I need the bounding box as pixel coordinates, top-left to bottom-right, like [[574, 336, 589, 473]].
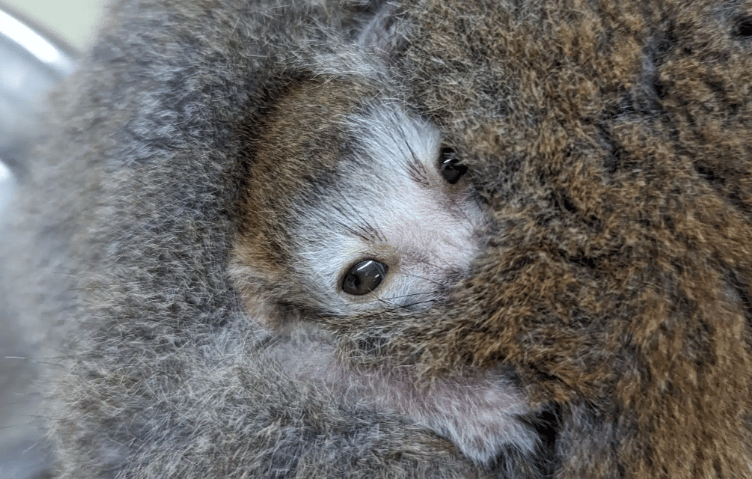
[[358, 292, 441, 312], [390, 271, 447, 287], [363, 291, 436, 303], [397, 298, 441, 309]]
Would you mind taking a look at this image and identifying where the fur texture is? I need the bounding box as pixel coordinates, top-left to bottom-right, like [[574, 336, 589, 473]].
[[1, 0, 751, 477], [322, 0, 752, 477]]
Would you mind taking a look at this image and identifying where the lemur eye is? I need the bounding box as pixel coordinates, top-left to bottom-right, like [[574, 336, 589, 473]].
[[439, 147, 468, 185], [342, 259, 388, 296]]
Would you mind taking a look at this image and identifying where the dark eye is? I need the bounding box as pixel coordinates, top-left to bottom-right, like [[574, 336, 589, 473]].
[[341, 259, 388, 296], [439, 147, 468, 185], [735, 16, 752, 37]]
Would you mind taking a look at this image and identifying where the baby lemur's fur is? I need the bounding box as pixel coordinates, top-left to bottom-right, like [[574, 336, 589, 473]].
[[1, 0, 751, 477]]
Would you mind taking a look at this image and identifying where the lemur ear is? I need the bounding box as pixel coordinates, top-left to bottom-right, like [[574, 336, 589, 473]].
[[357, 3, 407, 60]]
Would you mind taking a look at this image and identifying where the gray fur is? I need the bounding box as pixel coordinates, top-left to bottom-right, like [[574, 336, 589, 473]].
[[0, 0, 548, 477]]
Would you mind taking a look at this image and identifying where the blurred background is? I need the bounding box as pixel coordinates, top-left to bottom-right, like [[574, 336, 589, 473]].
[[0, 0, 105, 213], [0, 2, 106, 477], [2, 0, 105, 50]]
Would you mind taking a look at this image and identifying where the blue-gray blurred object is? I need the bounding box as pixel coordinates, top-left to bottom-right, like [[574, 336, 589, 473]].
[[0, 4, 76, 478], [0, 3, 76, 212]]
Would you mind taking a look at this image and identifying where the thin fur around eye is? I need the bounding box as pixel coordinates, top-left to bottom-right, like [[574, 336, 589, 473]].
[[406, 157, 431, 188], [289, 104, 483, 319], [330, 193, 387, 243]]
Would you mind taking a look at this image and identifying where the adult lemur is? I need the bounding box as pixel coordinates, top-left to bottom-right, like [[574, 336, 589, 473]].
[[2, 0, 752, 478]]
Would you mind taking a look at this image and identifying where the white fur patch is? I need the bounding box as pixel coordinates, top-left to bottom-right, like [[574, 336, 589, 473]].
[[262, 325, 537, 466], [293, 104, 485, 315]]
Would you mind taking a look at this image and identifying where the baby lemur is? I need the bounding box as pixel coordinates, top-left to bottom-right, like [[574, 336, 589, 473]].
[[229, 78, 539, 465], [232, 79, 483, 323]]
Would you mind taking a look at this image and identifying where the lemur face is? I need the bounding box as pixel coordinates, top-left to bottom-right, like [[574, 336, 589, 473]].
[[231, 80, 485, 324]]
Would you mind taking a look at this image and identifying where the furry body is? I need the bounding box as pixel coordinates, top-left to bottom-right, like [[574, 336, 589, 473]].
[[2, 0, 542, 476], [0, 0, 751, 477]]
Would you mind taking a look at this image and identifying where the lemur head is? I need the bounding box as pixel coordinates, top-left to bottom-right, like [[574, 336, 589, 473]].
[[230, 77, 485, 329]]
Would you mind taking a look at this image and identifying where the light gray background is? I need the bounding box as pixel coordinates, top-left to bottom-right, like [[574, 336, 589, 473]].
[[0, 0, 106, 212], [0, 0, 105, 213], [2, 0, 106, 50], [0, 3, 105, 477]]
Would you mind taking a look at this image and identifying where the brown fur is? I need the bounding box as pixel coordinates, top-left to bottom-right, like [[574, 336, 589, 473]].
[[320, 0, 752, 477]]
